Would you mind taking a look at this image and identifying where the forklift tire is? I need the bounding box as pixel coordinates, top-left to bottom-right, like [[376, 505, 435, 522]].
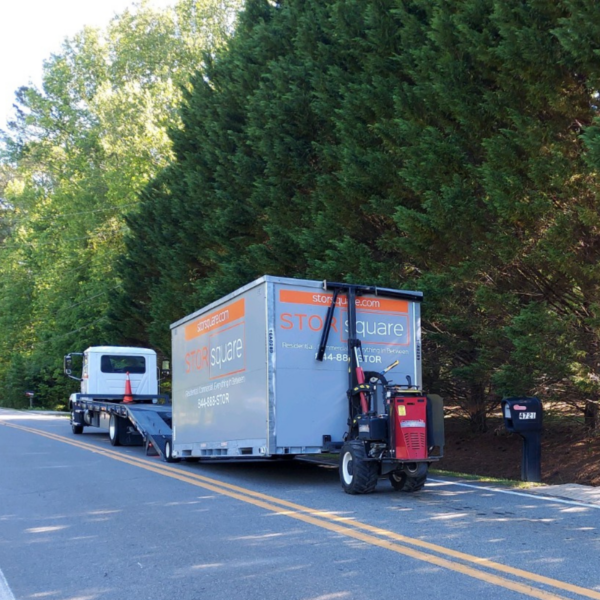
[[109, 414, 122, 447], [389, 470, 407, 491], [339, 440, 378, 495], [400, 463, 428, 493]]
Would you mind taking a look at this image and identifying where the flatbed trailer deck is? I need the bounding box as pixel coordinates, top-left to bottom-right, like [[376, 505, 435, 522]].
[[69, 394, 173, 459]]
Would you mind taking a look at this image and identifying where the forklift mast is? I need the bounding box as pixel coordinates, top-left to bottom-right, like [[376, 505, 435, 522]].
[[316, 281, 421, 426]]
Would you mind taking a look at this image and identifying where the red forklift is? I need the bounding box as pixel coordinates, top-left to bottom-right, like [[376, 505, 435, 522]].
[[317, 282, 444, 494]]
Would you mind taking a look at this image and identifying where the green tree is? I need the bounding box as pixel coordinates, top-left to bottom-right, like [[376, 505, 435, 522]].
[[381, 0, 600, 429], [0, 0, 242, 407], [114, 0, 287, 353]]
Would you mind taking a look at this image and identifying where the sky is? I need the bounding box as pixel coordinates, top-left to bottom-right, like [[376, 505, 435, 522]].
[[0, 0, 176, 131]]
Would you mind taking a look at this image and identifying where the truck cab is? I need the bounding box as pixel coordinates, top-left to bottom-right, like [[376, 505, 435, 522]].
[[65, 346, 160, 407], [79, 346, 158, 396]]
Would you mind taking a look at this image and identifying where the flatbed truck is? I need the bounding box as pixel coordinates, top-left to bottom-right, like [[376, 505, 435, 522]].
[[64, 346, 173, 458]]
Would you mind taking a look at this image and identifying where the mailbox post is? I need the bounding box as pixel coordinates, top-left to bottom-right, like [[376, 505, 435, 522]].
[[501, 397, 543, 483]]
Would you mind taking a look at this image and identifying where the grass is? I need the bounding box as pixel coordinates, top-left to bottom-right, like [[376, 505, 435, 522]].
[[430, 468, 543, 488]]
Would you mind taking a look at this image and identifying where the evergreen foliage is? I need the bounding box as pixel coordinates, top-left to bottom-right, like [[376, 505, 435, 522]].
[[121, 0, 600, 431]]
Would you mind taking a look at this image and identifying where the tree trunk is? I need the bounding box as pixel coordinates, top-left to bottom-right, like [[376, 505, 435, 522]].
[[468, 385, 488, 433], [584, 399, 599, 430]]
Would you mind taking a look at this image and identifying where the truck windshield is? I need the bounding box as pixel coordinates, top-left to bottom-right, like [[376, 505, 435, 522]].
[[100, 355, 146, 374]]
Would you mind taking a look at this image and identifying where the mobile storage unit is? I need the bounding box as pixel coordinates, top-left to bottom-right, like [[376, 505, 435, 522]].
[[170, 276, 423, 460]]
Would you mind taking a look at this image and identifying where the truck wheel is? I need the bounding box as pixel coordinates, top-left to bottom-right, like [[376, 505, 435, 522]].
[[71, 410, 83, 435], [339, 440, 378, 495], [109, 414, 121, 447], [400, 463, 428, 492], [164, 440, 179, 463]]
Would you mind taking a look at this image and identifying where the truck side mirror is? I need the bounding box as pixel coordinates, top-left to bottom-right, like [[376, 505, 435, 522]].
[[64, 353, 83, 381]]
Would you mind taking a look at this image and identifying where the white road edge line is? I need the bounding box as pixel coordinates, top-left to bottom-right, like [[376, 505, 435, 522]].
[[0, 569, 16, 600], [429, 478, 600, 510]]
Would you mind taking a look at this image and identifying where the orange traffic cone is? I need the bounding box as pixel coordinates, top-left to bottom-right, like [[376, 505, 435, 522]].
[[123, 371, 133, 403]]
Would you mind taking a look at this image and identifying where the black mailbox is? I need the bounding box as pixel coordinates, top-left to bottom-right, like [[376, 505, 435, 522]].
[[501, 397, 543, 483], [502, 397, 543, 433]]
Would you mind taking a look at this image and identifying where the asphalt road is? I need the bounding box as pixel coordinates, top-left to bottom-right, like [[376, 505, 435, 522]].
[[1, 409, 599, 600]]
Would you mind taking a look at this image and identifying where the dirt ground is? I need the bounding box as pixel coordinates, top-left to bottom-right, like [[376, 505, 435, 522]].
[[438, 414, 600, 486]]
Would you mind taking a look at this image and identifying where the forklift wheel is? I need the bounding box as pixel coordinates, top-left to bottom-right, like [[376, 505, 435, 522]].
[[339, 441, 378, 495], [394, 463, 428, 492], [389, 471, 407, 491]]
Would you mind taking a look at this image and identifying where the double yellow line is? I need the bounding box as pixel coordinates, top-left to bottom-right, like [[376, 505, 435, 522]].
[[3, 420, 598, 600]]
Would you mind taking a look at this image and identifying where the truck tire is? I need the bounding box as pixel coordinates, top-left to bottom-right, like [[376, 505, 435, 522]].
[[339, 440, 378, 495], [109, 414, 122, 447], [70, 409, 84, 435], [395, 463, 428, 492]]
